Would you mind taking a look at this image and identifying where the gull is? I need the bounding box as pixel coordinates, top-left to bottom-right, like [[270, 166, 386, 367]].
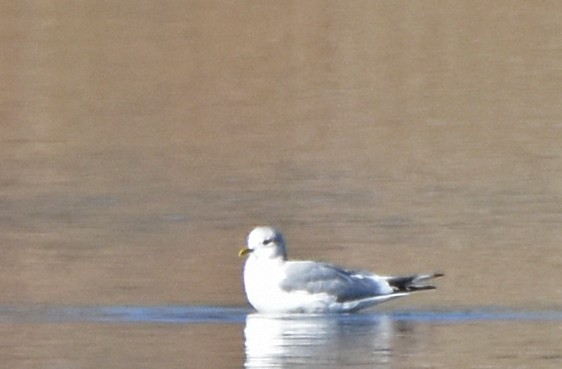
[[239, 226, 443, 314]]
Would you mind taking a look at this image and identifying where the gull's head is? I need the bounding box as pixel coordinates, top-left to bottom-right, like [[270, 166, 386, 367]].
[[239, 226, 287, 260]]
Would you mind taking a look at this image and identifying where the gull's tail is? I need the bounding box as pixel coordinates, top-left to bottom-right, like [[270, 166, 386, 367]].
[[385, 272, 444, 293]]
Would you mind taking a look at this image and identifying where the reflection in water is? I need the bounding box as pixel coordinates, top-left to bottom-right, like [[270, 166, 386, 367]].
[[244, 313, 406, 368]]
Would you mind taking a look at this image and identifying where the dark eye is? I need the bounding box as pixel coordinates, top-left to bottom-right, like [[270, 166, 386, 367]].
[[263, 238, 273, 245]]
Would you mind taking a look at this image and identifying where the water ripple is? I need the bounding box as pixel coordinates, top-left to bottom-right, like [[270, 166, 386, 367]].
[[0, 305, 561, 324]]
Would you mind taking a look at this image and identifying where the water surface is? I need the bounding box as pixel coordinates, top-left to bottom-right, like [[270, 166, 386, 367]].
[[0, 306, 561, 368], [2, 1, 562, 368]]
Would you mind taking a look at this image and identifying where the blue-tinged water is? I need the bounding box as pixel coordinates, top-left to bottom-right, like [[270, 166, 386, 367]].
[[1, 305, 561, 324], [1, 306, 561, 369]]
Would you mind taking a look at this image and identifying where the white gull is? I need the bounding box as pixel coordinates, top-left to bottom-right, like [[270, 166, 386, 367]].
[[239, 226, 443, 314]]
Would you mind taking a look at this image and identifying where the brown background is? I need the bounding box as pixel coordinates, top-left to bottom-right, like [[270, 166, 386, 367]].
[[1, 2, 562, 367]]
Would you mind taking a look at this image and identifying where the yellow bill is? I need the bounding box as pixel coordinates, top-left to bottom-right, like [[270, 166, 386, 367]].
[[238, 247, 253, 257]]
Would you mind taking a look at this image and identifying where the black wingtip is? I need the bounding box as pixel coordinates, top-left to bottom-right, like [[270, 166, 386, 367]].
[[388, 272, 444, 293], [407, 285, 437, 291]]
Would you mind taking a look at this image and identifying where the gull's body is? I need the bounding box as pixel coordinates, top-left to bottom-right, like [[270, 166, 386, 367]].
[[239, 226, 443, 314]]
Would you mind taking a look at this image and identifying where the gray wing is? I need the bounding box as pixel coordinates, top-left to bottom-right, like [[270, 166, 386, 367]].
[[279, 261, 389, 303]]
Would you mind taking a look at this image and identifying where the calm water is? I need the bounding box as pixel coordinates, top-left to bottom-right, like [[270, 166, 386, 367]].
[[0, 306, 561, 369], [2, 1, 562, 368]]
